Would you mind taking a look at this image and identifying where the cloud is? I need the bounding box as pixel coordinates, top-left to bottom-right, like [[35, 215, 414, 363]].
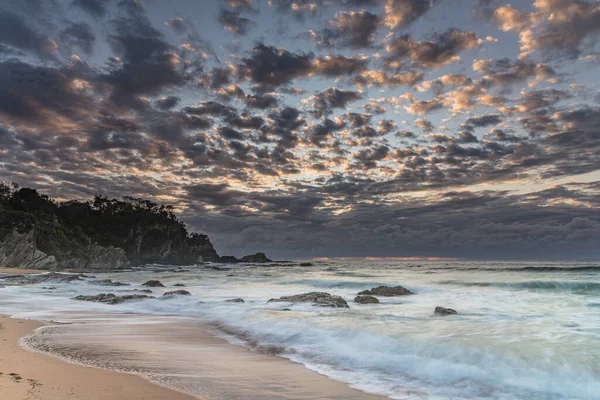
[[72, 0, 109, 18], [219, 8, 255, 35], [312, 11, 380, 49], [386, 29, 481, 69], [61, 22, 96, 55], [384, 0, 434, 29], [0, 10, 57, 58]]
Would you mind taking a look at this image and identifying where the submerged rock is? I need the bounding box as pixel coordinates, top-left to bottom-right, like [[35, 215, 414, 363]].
[[434, 306, 457, 316], [354, 295, 379, 304], [163, 290, 191, 296], [173, 283, 185, 287], [226, 298, 244, 303], [134, 289, 153, 293], [358, 285, 414, 296], [142, 280, 165, 287], [268, 292, 349, 308], [90, 279, 130, 286], [299, 262, 313, 267], [73, 293, 153, 304], [2, 272, 82, 286]]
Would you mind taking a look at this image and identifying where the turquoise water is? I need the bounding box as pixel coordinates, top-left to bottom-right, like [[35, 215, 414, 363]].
[[1, 260, 600, 399]]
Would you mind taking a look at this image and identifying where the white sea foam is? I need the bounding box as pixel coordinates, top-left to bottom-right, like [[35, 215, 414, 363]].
[[1, 260, 599, 399]]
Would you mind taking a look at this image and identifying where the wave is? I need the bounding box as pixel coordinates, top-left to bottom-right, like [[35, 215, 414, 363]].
[[280, 279, 390, 289], [411, 265, 600, 273], [437, 280, 600, 294]]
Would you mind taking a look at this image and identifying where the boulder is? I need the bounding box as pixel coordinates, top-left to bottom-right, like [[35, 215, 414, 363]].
[[73, 293, 153, 304], [173, 283, 185, 287], [142, 280, 165, 287], [268, 292, 349, 308], [358, 285, 414, 296], [163, 290, 191, 296], [434, 306, 457, 316], [240, 252, 272, 263], [226, 298, 244, 303], [354, 295, 379, 304]]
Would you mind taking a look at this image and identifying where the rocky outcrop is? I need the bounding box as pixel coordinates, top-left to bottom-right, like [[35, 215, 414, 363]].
[[240, 253, 271, 263], [358, 285, 414, 296], [0, 230, 58, 270], [354, 295, 379, 304], [142, 280, 165, 287], [73, 293, 154, 304], [268, 292, 349, 308], [218, 256, 239, 263], [434, 306, 457, 316], [226, 298, 244, 303], [163, 290, 191, 296]]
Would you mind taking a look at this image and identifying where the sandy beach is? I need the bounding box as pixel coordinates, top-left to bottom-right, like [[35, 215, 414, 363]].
[[0, 315, 197, 400]]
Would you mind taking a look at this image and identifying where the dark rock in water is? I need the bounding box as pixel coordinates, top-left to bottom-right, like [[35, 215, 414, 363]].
[[163, 290, 191, 296], [142, 280, 165, 287], [354, 295, 379, 304], [173, 283, 185, 287], [434, 306, 457, 316], [219, 256, 239, 263], [206, 266, 232, 271], [299, 262, 313, 267], [268, 292, 349, 308], [358, 285, 414, 296], [2, 272, 83, 286], [73, 293, 153, 304], [226, 274, 235, 277], [226, 298, 244, 303], [90, 279, 130, 287], [281, 308, 291, 311], [240, 252, 271, 263], [134, 289, 153, 293]]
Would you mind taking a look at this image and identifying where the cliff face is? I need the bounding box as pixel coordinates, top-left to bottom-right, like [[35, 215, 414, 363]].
[[0, 185, 220, 270]]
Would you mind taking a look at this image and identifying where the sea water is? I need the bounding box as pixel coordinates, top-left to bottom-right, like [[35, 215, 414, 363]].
[[1, 260, 599, 399]]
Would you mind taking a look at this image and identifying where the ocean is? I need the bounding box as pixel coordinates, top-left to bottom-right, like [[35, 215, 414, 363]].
[[1, 260, 599, 399]]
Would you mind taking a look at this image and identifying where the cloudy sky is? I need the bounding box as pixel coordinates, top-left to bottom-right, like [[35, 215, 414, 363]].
[[0, 0, 599, 259]]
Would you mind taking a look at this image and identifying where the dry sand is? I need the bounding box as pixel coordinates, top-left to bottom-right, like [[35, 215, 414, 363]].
[[0, 268, 49, 275], [0, 315, 197, 400]]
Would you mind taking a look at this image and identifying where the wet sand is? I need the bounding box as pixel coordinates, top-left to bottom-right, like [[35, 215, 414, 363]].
[[0, 315, 198, 400]]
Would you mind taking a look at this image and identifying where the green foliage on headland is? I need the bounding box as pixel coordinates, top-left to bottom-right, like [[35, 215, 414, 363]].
[[0, 183, 220, 266]]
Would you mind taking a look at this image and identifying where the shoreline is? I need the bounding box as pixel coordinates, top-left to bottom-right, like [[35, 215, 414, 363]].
[[0, 315, 198, 400], [1, 314, 387, 399]]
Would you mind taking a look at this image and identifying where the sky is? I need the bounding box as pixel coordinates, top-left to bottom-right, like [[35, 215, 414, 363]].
[[0, 0, 599, 260]]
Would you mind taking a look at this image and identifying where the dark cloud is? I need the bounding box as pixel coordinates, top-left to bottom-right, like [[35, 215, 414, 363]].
[[312, 11, 380, 49], [310, 88, 362, 118], [0, 10, 57, 58], [386, 29, 481, 69], [219, 8, 254, 35], [72, 0, 109, 18]]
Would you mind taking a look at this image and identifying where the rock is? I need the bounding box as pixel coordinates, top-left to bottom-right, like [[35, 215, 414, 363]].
[[226, 298, 244, 303], [240, 252, 272, 263], [73, 293, 153, 304], [142, 280, 165, 287], [299, 262, 313, 267], [163, 290, 191, 296], [357, 285, 414, 296], [0, 230, 58, 270], [2, 272, 82, 286], [354, 295, 379, 304], [226, 274, 235, 277], [268, 292, 349, 308], [219, 256, 239, 263], [134, 289, 153, 293], [90, 279, 130, 286], [173, 283, 185, 287], [434, 306, 457, 316], [206, 266, 232, 271]]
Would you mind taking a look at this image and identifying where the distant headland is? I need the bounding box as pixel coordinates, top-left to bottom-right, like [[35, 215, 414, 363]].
[[0, 182, 270, 270]]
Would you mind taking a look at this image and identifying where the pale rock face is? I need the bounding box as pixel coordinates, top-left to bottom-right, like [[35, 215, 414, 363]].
[[0, 230, 58, 269]]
